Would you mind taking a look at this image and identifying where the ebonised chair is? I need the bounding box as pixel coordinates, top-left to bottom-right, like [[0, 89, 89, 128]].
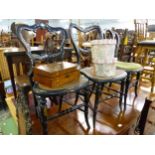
[[14, 23, 90, 134], [107, 30, 143, 109], [69, 22, 103, 100], [69, 24, 127, 128]]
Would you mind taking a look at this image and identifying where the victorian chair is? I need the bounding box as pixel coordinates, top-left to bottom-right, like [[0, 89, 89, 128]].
[[14, 23, 90, 134], [68, 23, 103, 101], [69, 23, 127, 128], [104, 30, 143, 109]]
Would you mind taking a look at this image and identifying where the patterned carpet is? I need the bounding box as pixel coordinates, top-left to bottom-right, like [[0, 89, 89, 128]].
[[0, 109, 18, 135]]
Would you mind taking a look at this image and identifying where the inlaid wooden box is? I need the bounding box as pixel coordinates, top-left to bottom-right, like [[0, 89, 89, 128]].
[[33, 61, 80, 88]]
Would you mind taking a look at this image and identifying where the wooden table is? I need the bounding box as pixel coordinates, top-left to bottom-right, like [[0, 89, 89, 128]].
[[4, 46, 73, 98], [134, 40, 155, 63]]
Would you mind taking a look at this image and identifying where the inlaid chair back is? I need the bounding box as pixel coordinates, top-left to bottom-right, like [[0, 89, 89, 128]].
[[14, 22, 67, 83], [69, 23, 103, 67]]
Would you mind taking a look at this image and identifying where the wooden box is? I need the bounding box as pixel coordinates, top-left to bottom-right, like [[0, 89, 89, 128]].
[[33, 61, 80, 88]]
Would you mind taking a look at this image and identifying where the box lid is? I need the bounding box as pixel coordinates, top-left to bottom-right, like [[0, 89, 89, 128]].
[[33, 61, 78, 78]]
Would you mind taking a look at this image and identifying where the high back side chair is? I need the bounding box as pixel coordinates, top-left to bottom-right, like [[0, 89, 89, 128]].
[[15, 23, 90, 134], [69, 24, 127, 128], [104, 30, 143, 109], [69, 22, 103, 107], [134, 19, 148, 42]]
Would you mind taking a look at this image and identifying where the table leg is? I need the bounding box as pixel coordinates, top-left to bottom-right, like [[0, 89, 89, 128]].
[[6, 56, 17, 98], [0, 73, 7, 110]]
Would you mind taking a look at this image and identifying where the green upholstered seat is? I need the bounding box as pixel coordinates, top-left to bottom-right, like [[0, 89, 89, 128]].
[[116, 61, 142, 71]]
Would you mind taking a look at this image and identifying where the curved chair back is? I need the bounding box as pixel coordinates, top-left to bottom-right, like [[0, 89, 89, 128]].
[[69, 23, 102, 67], [105, 29, 120, 57], [12, 22, 68, 82]]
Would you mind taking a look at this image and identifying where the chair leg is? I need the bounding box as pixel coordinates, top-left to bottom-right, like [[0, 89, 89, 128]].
[[74, 92, 79, 105], [37, 96, 48, 135], [32, 92, 39, 117], [120, 79, 125, 111], [124, 72, 130, 110], [135, 72, 141, 97], [83, 88, 90, 129], [93, 84, 102, 129], [58, 95, 63, 112], [151, 71, 155, 93]]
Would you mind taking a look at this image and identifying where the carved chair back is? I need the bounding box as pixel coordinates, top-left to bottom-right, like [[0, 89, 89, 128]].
[[69, 23, 102, 67], [104, 29, 120, 57], [14, 22, 67, 85]]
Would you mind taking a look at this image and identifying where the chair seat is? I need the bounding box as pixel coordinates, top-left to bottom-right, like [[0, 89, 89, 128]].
[[33, 75, 89, 96], [116, 61, 143, 72], [15, 74, 30, 88]]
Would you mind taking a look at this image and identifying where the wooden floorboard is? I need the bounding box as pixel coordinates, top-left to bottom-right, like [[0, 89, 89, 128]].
[[6, 82, 151, 135]]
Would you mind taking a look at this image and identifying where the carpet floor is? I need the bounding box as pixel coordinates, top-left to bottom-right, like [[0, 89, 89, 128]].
[[0, 109, 18, 135]]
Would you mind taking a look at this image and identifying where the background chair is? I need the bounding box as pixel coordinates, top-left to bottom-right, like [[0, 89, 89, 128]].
[[118, 29, 136, 62], [134, 19, 148, 42], [105, 29, 143, 109]]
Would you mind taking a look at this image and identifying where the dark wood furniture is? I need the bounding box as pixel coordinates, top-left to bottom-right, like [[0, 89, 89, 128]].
[[69, 24, 127, 128], [14, 23, 90, 134], [80, 67, 127, 128], [106, 30, 143, 108], [0, 72, 7, 110], [116, 61, 143, 108]]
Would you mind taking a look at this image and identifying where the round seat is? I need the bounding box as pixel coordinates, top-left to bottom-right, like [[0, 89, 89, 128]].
[[116, 61, 143, 72], [33, 75, 89, 96]]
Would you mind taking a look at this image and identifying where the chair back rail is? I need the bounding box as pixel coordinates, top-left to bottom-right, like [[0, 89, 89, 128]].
[[69, 23, 102, 67]]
